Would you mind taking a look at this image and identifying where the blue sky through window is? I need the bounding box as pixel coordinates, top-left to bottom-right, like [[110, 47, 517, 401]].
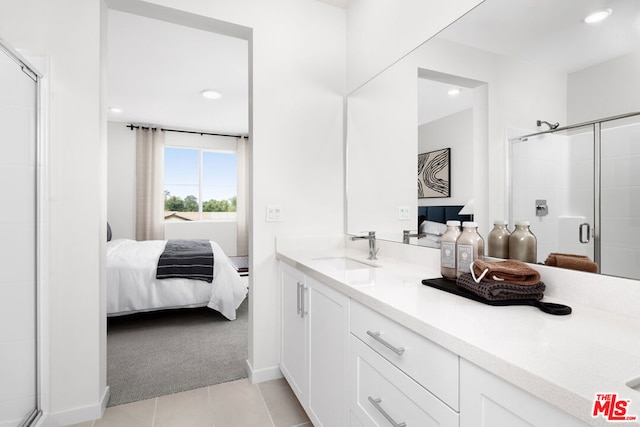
[[164, 147, 237, 202]]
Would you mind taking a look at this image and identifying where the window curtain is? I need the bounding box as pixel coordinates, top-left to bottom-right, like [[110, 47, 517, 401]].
[[135, 127, 165, 241], [236, 136, 249, 256]]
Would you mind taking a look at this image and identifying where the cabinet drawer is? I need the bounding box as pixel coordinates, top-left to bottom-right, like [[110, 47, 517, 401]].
[[350, 300, 459, 410], [351, 335, 459, 427]]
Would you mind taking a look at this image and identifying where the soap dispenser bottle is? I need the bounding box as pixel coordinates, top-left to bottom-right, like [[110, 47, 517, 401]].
[[488, 220, 510, 259], [440, 220, 461, 280], [509, 220, 537, 263], [456, 222, 484, 278]]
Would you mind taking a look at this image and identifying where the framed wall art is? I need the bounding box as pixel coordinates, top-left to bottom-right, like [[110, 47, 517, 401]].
[[418, 148, 450, 198]]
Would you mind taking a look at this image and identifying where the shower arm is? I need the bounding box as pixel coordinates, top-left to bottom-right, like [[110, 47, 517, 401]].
[[536, 120, 559, 130]]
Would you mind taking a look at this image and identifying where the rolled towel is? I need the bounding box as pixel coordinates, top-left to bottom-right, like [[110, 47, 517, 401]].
[[457, 273, 545, 301], [472, 259, 541, 286], [544, 253, 598, 273]]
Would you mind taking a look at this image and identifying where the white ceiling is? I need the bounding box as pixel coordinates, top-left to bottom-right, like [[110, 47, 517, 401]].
[[419, 0, 640, 124], [108, 0, 640, 133], [107, 9, 248, 135]]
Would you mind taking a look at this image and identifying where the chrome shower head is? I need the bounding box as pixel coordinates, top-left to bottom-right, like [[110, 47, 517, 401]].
[[536, 120, 559, 130]]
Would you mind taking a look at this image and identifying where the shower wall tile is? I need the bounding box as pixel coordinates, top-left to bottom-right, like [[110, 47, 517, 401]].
[[0, 54, 36, 109], [0, 395, 36, 427], [0, 105, 36, 166], [0, 223, 35, 285], [0, 164, 36, 224], [0, 340, 36, 402], [0, 281, 35, 343]]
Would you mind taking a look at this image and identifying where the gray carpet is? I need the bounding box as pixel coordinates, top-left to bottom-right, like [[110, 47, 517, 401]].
[[106, 298, 248, 407]]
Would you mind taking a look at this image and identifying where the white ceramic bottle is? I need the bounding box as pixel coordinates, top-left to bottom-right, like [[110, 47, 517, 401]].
[[509, 220, 537, 263], [487, 220, 510, 259], [456, 221, 485, 278], [440, 220, 461, 280]]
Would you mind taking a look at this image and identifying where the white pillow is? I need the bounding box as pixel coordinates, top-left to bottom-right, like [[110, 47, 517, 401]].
[[420, 220, 447, 236]]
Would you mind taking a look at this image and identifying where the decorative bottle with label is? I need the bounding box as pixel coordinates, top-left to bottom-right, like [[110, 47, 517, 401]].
[[509, 220, 537, 263], [456, 222, 485, 278], [440, 220, 461, 280], [487, 220, 510, 259]]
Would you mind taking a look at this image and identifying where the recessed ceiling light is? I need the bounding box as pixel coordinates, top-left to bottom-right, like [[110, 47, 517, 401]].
[[109, 107, 122, 113], [448, 88, 461, 96], [201, 89, 222, 100], [584, 8, 612, 24]]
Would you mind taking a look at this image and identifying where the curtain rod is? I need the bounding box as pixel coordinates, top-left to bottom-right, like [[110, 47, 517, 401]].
[[127, 124, 247, 139]]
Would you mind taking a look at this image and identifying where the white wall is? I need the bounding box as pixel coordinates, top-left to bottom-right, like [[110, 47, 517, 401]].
[[107, 121, 135, 240], [418, 109, 473, 207], [347, 35, 567, 240], [164, 221, 237, 255], [346, 0, 482, 92], [568, 49, 640, 124], [109, 0, 347, 390], [0, 0, 106, 424]]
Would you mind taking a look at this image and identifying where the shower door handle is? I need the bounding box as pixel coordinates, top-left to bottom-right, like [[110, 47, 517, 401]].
[[579, 223, 591, 244]]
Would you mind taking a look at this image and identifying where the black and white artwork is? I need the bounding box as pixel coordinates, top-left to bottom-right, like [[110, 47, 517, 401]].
[[418, 148, 450, 198]]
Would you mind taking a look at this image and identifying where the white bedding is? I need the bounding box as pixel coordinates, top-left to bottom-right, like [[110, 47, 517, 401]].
[[107, 239, 247, 320]]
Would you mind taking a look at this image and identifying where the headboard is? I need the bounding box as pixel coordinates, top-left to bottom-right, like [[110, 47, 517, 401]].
[[418, 205, 472, 230]]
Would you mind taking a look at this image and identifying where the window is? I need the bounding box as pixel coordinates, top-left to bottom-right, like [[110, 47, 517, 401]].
[[164, 147, 237, 221]]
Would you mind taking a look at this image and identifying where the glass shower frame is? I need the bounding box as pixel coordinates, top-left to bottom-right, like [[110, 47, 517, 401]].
[[0, 38, 42, 427], [508, 111, 640, 279]]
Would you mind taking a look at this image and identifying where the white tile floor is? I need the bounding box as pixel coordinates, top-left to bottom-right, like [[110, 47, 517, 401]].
[[67, 378, 311, 427]]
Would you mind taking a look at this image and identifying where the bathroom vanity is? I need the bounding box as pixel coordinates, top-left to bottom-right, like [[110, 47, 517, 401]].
[[277, 236, 640, 427]]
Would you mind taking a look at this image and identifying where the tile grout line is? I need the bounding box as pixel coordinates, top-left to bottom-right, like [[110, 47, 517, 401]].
[[151, 397, 158, 427], [208, 386, 215, 427], [256, 382, 277, 427]]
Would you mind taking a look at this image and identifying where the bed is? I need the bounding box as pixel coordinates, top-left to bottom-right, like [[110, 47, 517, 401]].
[[106, 239, 247, 320], [417, 205, 472, 248]]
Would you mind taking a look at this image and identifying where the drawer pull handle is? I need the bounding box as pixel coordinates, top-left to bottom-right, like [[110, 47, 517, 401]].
[[368, 396, 407, 427], [366, 330, 405, 355]]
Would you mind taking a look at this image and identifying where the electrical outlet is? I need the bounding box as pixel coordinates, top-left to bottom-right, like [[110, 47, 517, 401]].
[[266, 205, 282, 222], [398, 206, 410, 220]]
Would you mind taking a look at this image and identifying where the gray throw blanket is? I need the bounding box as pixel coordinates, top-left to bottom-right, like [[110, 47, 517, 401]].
[[456, 273, 545, 301], [156, 239, 214, 283]]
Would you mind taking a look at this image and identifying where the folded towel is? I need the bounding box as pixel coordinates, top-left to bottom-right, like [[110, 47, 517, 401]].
[[544, 253, 598, 273], [457, 273, 545, 301], [472, 259, 541, 286]]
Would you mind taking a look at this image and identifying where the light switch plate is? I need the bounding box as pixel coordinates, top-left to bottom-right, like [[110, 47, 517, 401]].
[[266, 205, 282, 222], [398, 206, 410, 220]]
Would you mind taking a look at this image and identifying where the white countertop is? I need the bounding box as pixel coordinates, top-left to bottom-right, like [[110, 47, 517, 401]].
[[276, 236, 640, 426]]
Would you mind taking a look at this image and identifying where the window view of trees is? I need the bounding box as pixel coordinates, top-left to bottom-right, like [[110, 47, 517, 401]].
[[164, 191, 237, 212]]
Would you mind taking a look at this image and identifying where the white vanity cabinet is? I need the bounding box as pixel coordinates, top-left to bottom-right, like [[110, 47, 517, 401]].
[[460, 359, 588, 427], [350, 300, 459, 427], [280, 263, 350, 427]]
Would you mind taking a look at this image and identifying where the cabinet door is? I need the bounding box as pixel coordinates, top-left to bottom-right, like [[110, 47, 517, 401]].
[[280, 264, 308, 405], [350, 335, 459, 427], [460, 359, 588, 427], [307, 277, 350, 427]]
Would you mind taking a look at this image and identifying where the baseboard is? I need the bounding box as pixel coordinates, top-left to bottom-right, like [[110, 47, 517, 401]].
[[245, 359, 283, 384], [47, 386, 110, 427]]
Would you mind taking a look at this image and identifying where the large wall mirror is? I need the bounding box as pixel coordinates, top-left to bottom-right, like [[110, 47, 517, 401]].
[[346, 0, 640, 280]]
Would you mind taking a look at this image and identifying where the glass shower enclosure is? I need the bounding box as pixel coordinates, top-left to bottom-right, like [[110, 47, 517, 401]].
[[509, 112, 640, 280], [0, 39, 41, 426]]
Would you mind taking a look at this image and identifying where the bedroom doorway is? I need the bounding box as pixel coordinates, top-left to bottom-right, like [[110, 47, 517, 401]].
[[105, 0, 252, 406]]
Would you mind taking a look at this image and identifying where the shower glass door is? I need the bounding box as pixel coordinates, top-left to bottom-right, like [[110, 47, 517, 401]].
[[510, 124, 595, 264], [600, 114, 640, 279], [0, 41, 39, 426]]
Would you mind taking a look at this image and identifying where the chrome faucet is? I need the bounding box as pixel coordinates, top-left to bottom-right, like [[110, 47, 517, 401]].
[[351, 231, 378, 260], [402, 230, 426, 244]]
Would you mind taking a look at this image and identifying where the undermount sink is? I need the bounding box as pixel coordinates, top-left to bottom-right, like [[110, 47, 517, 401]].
[[626, 377, 640, 392], [312, 257, 378, 270]]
